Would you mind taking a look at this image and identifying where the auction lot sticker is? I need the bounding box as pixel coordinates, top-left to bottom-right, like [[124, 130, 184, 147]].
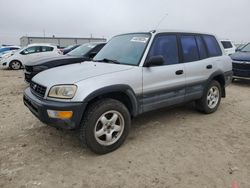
[[131, 37, 149, 43]]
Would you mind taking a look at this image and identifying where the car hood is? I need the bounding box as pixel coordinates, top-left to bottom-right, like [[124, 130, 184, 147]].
[[32, 61, 134, 86], [25, 55, 84, 66], [230, 52, 250, 61]]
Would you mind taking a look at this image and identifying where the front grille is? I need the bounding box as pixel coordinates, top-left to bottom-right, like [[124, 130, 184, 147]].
[[25, 66, 33, 72], [30, 81, 47, 97], [233, 62, 250, 70]]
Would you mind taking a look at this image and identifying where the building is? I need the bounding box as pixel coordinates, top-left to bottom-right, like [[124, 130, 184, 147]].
[[20, 36, 106, 48]]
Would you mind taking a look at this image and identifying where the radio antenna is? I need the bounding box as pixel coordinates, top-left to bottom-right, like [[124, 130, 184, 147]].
[[155, 13, 168, 30]]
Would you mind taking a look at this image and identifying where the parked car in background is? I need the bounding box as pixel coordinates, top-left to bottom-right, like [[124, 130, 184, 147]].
[[0, 44, 62, 70], [220, 40, 236, 55], [24, 42, 106, 82], [0, 46, 20, 59], [24, 30, 232, 154], [61, 44, 80, 55], [230, 42, 250, 79], [235, 43, 246, 52]]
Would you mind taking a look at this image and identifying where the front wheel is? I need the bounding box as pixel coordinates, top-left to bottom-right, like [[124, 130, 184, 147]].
[[80, 99, 131, 154], [9, 60, 22, 70], [196, 80, 222, 114]]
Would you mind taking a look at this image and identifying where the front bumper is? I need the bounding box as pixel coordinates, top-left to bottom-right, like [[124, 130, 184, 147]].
[[232, 61, 250, 78], [24, 70, 37, 83], [0, 61, 8, 69], [23, 88, 86, 129], [233, 69, 250, 78]]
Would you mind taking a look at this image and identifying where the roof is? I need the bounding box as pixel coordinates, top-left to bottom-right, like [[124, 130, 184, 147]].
[[20, 36, 106, 40], [27, 43, 57, 47], [153, 29, 215, 36]]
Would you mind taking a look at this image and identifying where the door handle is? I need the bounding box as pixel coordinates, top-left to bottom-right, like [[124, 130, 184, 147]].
[[206, 65, 213, 69], [175, 70, 184, 75]]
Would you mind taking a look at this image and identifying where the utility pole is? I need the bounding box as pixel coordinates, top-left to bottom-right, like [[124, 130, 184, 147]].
[[43, 29, 45, 41]]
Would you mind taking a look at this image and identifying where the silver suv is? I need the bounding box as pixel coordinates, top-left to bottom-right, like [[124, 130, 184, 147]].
[[23, 30, 233, 154]]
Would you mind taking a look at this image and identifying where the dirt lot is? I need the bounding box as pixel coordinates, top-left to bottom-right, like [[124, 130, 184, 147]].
[[0, 70, 249, 188]]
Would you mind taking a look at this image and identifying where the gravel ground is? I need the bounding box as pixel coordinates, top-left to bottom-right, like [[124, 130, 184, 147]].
[[0, 70, 249, 188]]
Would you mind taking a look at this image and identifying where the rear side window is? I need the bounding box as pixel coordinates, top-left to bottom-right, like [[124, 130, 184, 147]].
[[221, 41, 233, 49], [203, 35, 222, 57], [148, 35, 179, 65], [41, 46, 54, 52], [180, 35, 199, 62], [196, 36, 207, 59]]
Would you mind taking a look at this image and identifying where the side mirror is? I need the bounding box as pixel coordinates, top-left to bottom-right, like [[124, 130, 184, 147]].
[[144, 56, 164, 67], [88, 52, 97, 59]]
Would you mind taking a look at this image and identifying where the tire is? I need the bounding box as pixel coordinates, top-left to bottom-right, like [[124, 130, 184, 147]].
[[80, 99, 131, 154], [196, 80, 222, 114], [9, 60, 22, 70]]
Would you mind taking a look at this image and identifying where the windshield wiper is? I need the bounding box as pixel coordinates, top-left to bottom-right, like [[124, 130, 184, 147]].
[[94, 58, 121, 64]]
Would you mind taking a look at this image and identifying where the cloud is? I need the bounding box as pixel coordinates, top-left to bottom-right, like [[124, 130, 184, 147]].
[[0, 0, 249, 45]]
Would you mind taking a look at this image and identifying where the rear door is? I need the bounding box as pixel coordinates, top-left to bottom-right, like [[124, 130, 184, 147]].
[[181, 34, 222, 101], [142, 34, 186, 112]]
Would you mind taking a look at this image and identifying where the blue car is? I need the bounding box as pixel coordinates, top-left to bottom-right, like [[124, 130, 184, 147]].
[[230, 43, 250, 79], [0, 46, 20, 57]]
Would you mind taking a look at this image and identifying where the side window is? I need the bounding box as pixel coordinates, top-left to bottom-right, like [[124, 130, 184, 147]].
[[196, 36, 207, 59], [148, 35, 179, 65], [21, 46, 40, 55], [41, 46, 54, 52], [180, 35, 199, 62], [203, 35, 222, 57], [221, 41, 233, 49]]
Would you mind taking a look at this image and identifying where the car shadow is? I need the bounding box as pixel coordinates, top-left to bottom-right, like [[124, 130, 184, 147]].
[[22, 102, 198, 157]]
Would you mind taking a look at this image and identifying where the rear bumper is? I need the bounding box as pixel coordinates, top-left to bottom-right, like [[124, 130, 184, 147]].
[[23, 88, 86, 129]]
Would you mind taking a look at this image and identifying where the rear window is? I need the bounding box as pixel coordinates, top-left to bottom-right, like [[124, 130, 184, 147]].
[[203, 35, 222, 57], [221, 41, 233, 49], [180, 35, 199, 62], [196, 36, 207, 59]]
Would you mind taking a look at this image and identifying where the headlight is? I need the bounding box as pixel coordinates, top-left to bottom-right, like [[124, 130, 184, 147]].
[[48, 85, 77, 99]]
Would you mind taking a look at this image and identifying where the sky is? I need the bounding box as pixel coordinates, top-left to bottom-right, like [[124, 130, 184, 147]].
[[0, 0, 249, 45]]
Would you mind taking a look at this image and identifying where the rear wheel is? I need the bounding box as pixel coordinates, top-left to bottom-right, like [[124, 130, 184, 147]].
[[80, 99, 131, 154], [196, 80, 222, 114], [10, 60, 22, 70]]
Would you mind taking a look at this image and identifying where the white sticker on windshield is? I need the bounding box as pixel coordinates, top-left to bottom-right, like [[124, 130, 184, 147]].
[[131, 37, 149, 43]]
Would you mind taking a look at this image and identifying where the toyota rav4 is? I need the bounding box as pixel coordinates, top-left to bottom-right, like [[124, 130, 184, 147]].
[[23, 30, 233, 154]]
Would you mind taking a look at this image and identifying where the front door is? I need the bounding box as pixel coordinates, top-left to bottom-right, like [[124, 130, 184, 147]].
[[142, 34, 186, 112]]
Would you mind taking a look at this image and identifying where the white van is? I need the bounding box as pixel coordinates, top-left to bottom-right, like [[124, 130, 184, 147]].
[[220, 40, 236, 55]]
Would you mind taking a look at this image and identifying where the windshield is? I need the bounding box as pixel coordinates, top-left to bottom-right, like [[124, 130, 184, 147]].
[[63, 45, 74, 51], [68, 43, 96, 56], [93, 33, 151, 66], [241, 43, 250, 52]]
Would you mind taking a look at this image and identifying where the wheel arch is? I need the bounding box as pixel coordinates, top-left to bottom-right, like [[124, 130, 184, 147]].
[[83, 85, 140, 117], [9, 59, 23, 68], [207, 70, 226, 97]]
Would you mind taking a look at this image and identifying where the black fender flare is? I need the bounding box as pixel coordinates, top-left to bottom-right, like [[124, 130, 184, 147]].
[[83, 84, 139, 116], [206, 70, 226, 97]]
